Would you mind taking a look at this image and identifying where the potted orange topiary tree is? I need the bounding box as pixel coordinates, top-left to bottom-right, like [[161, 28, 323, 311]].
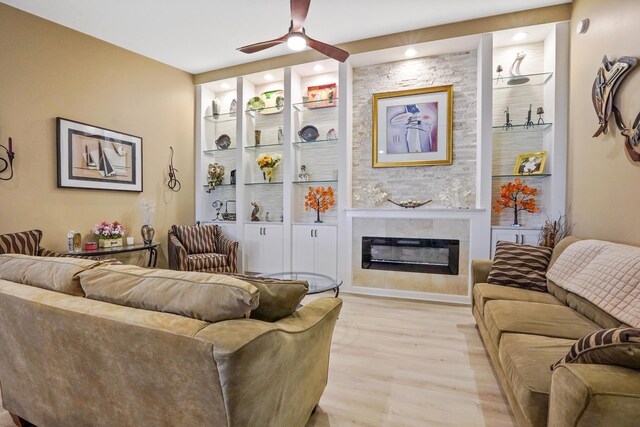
[[493, 178, 539, 226], [305, 186, 335, 223]]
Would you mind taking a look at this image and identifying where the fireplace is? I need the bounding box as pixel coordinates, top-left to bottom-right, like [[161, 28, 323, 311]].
[[362, 237, 459, 275]]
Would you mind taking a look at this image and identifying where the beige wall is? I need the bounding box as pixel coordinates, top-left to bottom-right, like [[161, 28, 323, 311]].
[[0, 4, 195, 266], [568, 0, 640, 244]]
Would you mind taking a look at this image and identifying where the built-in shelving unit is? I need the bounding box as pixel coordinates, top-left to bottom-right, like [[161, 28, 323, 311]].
[[490, 23, 569, 255], [195, 59, 349, 277]]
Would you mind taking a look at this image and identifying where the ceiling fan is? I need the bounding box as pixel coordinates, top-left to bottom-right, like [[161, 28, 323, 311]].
[[237, 0, 349, 62]]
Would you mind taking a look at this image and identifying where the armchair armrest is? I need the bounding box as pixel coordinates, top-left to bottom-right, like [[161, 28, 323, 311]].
[[215, 232, 238, 272], [194, 297, 342, 427], [472, 259, 492, 285], [549, 364, 640, 427], [167, 230, 188, 270]]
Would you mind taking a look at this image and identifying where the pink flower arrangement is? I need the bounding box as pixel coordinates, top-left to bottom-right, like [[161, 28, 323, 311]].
[[92, 221, 125, 239]]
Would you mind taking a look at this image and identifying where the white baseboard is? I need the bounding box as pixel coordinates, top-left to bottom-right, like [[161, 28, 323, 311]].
[[343, 286, 471, 305]]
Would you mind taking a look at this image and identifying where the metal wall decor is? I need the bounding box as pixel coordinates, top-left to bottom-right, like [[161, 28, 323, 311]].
[[592, 55, 637, 137], [592, 55, 640, 161], [167, 146, 181, 192], [503, 107, 513, 130], [0, 137, 15, 181], [536, 107, 545, 124], [211, 200, 223, 221], [524, 104, 534, 129]]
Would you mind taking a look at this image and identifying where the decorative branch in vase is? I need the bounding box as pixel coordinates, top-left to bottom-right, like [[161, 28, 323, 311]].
[[256, 153, 282, 183], [493, 178, 538, 227], [305, 186, 335, 223]]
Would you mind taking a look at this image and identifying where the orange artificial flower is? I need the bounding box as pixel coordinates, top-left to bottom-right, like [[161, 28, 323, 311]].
[[493, 178, 539, 225], [305, 186, 335, 214]]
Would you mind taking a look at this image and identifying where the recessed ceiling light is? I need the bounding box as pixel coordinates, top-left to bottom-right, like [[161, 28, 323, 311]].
[[220, 82, 231, 89], [264, 74, 274, 81], [512, 32, 528, 41], [287, 33, 307, 51], [404, 48, 417, 57], [313, 64, 324, 72]]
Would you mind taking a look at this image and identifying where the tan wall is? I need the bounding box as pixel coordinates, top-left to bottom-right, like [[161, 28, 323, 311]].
[[0, 4, 195, 266], [568, 0, 640, 244]]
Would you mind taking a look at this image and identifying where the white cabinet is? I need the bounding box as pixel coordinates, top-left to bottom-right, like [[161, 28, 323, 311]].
[[491, 227, 541, 258], [243, 224, 283, 274], [292, 225, 337, 279]]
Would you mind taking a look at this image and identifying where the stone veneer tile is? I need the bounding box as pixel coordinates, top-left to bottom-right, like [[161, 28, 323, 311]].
[[352, 51, 478, 208]]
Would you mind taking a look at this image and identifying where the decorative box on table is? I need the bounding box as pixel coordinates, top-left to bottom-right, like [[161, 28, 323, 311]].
[[98, 238, 123, 248]]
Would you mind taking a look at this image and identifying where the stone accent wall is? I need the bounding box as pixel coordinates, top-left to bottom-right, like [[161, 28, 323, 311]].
[[351, 51, 478, 208]]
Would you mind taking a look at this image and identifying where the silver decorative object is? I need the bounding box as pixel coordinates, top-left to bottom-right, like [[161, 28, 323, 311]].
[[387, 199, 432, 209], [524, 104, 534, 129], [298, 165, 310, 181], [496, 64, 504, 82], [536, 107, 545, 124], [277, 127, 284, 144], [507, 52, 530, 85], [211, 98, 221, 118], [592, 55, 637, 137], [503, 107, 513, 130], [140, 224, 155, 245], [139, 199, 156, 245], [229, 99, 237, 116]]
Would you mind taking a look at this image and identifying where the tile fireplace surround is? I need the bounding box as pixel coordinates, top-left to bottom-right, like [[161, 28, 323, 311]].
[[345, 208, 489, 304]]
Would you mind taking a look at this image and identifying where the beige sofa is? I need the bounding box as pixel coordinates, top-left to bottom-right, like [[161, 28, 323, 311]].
[[472, 237, 640, 427], [0, 255, 342, 427]]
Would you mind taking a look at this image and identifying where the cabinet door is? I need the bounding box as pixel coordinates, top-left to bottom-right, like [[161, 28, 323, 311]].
[[261, 225, 284, 274], [292, 225, 316, 273], [315, 226, 338, 279], [520, 230, 541, 246], [243, 224, 263, 273]]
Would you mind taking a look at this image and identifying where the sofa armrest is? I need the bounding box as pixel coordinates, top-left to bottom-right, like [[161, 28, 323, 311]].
[[215, 232, 238, 272], [167, 230, 188, 270], [548, 364, 640, 427], [472, 259, 492, 285], [194, 297, 342, 426]]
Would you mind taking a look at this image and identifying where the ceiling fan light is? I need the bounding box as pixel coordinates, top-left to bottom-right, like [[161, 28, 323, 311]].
[[287, 34, 307, 51]]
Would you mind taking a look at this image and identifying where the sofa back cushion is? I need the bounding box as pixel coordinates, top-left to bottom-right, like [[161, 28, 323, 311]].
[[172, 225, 218, 255], [228, 274, 309, 322], [487, 241, 552, 292], [79, 265, 259, 323], [546, 236, 581, 303], [0, 230, 42, 256], [0, 254, 102, 296]]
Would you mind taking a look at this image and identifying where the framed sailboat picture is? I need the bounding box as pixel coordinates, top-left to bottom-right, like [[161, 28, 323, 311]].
[[56, 118, 143, 192]]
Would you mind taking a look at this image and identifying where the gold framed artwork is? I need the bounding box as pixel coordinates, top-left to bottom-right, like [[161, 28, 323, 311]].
[[372, 85, 453, 168], [514, 151, 547, 175]]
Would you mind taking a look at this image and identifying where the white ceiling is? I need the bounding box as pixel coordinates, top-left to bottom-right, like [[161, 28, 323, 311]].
[[2, 0, 571, 74]]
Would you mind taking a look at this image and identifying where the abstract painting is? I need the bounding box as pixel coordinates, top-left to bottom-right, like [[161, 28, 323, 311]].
[[372, 85, 452, 167], [57, 118, 143, 192]]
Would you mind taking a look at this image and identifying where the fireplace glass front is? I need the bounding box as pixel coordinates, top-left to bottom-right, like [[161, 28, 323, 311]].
[[362, 237, 459, 275]]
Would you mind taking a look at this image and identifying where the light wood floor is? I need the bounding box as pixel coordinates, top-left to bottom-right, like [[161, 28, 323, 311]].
[[0, 294, 514, 427]]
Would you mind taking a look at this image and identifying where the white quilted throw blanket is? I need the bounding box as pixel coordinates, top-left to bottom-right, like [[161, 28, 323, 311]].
[[547, 239, 640, 328]]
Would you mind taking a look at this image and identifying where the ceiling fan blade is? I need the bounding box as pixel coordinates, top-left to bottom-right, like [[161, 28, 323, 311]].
[[237, 34, 288, 54], [305, 35, 349, 62], [291, 0, 311, 30]]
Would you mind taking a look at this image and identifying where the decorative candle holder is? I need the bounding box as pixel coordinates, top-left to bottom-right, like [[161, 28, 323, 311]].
[[0, 137, 15, 181]]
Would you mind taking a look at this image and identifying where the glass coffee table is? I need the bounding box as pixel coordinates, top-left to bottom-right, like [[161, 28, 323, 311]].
[[259, 272, 342, 296]]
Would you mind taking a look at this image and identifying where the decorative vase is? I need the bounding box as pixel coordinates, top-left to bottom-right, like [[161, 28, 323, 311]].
[[141, 224, 155, 245], [262, 167, 273, 182], [98, 237, 123, 248], [512, 208, 521, 227]]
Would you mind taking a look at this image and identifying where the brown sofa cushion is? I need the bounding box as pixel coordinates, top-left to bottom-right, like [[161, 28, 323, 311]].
[[484, 300, 600, 346], [473, 283, 563, 313], [0, 229, 42, 256], [488, 241, 552, 292], [228, 274, 309, 322], [0, 254, 102, 296], [172, 224, 218, 254], [79, 265, 259, 323], [499, 333, 575, 427], [551, 328, 640, 371]]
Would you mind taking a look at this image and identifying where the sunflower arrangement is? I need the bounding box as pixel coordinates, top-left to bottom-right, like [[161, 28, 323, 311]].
[[493, 178, 539, 226], [305, 186, 335, 223], [256, 153, 282, 182]]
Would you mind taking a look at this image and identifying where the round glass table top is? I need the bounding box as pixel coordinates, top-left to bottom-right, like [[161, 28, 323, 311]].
[[259, 272, 342, 295]]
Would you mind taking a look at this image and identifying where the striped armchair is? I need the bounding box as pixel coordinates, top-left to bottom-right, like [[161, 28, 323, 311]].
[[168, 224, 238, 273]]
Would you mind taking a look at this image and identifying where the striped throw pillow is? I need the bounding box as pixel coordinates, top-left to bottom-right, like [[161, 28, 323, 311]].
[[551, 328, 640, 371], [487, 241, 553, 292], [0, 230, 42, 256]]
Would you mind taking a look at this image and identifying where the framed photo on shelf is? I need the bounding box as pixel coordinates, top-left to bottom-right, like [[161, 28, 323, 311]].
[[56, 117, 143, 192], [372, 85, 453, 168], [513, 151, 547, 175]]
